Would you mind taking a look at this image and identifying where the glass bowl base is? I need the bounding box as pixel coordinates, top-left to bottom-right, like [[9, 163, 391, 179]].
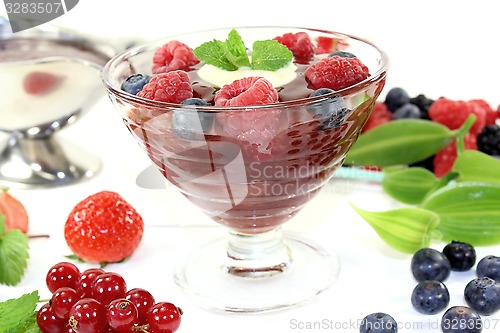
[[173, 233, 340, 314]]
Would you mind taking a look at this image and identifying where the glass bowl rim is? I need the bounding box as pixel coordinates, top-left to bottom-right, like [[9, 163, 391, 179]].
[[101, 25, 389, 112]]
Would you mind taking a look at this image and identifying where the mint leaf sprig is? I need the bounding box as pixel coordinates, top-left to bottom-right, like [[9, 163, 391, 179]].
[[0, 214, 29, 286], [194, 29, 293, 72]]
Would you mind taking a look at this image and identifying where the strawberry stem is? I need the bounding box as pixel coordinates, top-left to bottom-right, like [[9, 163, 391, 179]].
[[28, 234, 50, 239]]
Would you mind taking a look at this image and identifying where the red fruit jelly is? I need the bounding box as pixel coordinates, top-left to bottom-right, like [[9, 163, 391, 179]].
[[111, 29, 387, 234]]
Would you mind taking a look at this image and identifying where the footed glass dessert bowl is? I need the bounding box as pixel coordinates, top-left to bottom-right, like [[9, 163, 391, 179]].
[[102, 26, 388, 313], [0, 19, 115, 188]]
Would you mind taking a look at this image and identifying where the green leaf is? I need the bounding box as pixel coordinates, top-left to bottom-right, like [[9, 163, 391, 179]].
[[345, 119, 455, 166], [351, 205, 440, 253], [346, 115, 477, 167], [251, 40, 293, 71], [194, 39, 238, 71], [382, 167, 439, 204], [0, 227, 29, 286], [0, 211, 5, 235], [224, 29, 251, 68], [10, 312, 42, 333], [420, 182, 500, 246], [453, 150, 500, 184], [0, 291, 39, 332]]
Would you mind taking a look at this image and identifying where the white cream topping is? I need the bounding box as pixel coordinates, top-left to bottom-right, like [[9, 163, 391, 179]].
[[197, 62, 298, 88]]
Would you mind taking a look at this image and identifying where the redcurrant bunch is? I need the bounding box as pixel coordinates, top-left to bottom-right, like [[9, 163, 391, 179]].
[[37, 262, 183, 333]]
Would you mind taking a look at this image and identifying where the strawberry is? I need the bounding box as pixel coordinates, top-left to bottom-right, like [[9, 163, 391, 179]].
[[23, 71, 62, 95], [0, 189, 29, 233], [64, 191, 144, 264]]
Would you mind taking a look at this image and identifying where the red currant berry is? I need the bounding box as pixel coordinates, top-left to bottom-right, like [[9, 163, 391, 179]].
[[46, 262, 81, 293], [68, 298, 107, 333], [51, 287, 79, 320], [91, 272, 127, 306], [125, 288, 155, 323], [106, 298, 139, 331], [77, 267, 106, 298], [146, 302, 182, 333], [37, 303, 65, 333]]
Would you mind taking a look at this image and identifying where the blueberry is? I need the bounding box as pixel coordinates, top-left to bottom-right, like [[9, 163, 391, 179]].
[[307, 88, 348, 130], [359, 312, 397, 333], [411, 280, 450, 314], [441, 306, 482, 333], [384, 87, 410, 113], [464, 277, 500, 316], [392, 103, 421, 120], [411, 248, 451, 282], [121, 73, 151, 95], [328, 50, 356, 58], [477, 124, 500, 157], [442, 241, 476, 271], [172, 98, 214, 140], [409, 94, 434, 120], [477, 255, 500, 282], [181, 98, 211, 107]]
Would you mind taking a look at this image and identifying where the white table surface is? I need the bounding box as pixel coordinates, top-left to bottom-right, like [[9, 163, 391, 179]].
[[1, 1, 499, 332]]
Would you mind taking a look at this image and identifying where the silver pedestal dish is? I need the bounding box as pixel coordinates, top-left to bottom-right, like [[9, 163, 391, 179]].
[[0, 18, 116, 188]]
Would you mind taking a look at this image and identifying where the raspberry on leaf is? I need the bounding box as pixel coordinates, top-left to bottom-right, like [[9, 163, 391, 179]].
[[64, 191, 144, 264]]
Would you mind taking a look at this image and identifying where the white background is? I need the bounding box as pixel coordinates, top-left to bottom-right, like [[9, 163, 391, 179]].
[[1, 1, 500, 332]]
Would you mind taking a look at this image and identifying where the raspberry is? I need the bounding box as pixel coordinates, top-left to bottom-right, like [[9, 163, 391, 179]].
[[273, 32, 315, 64], [214, 77, 282, 151], [214, 77, 278, 107], [305, 56, 370, 91], [470, 99, 497, 125], [362, 101, 393, 133], [316, 36, 334, 54], [433, 133, 477, 177], [137, 71, 193, 104], [428, 98, 486, 136], [152, 40, 200, 74]]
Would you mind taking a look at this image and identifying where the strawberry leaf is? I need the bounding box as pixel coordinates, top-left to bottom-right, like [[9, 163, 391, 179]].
[[0, 219, 29, 286], [10, 312, 41, 333], [251, 40, 293, 71], [0, 291, 39, 332]]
